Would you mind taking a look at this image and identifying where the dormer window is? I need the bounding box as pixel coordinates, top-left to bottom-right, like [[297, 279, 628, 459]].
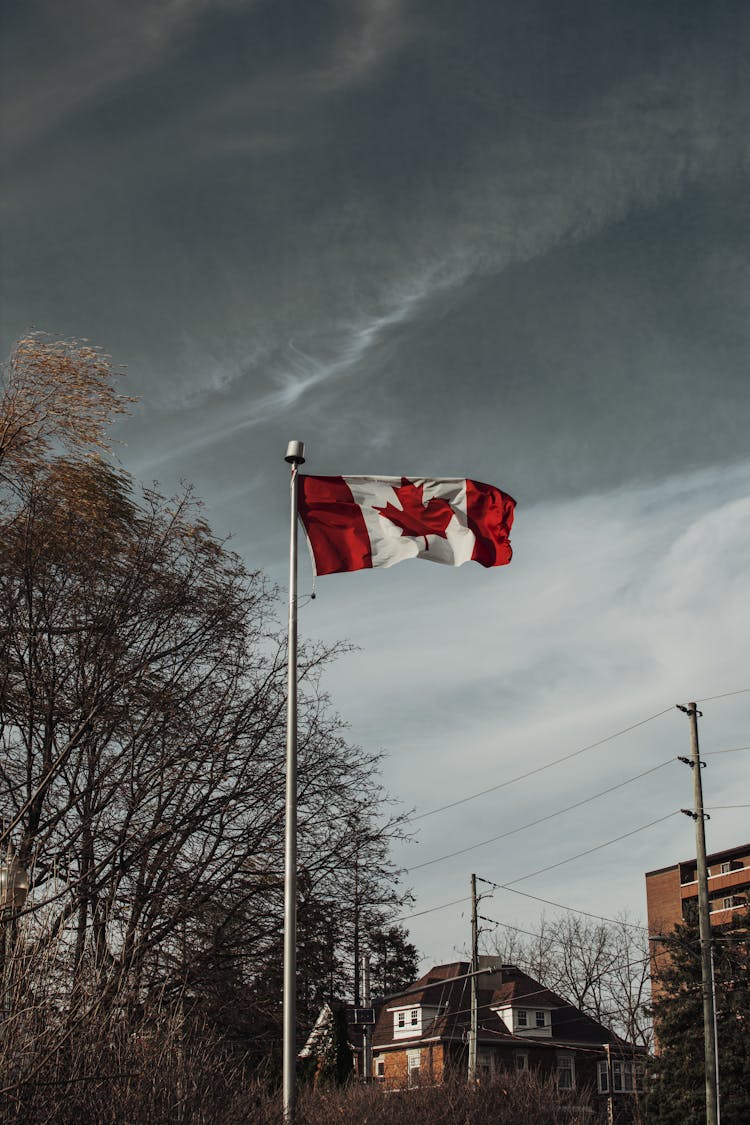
[[393, 1004, 430, 1037], [494, 1002, 553, 1037]]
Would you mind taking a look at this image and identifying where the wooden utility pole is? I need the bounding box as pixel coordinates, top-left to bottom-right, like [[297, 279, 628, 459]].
[[361, 953, 373, 1081], [678, 702, 719, 1125], [468, 873, 478, 1082], [604, 1042, 614, 1125]]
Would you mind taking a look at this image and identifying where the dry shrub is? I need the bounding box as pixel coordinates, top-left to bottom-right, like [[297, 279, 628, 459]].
[[295, 1072, 601, 1125], [0, 1008, 605, 1125]]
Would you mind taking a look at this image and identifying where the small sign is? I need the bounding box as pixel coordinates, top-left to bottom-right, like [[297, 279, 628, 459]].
[[351, 1007, 375, 1025]]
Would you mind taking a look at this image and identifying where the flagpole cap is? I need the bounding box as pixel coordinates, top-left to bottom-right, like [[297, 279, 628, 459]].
[[284, 440, 306, 465]]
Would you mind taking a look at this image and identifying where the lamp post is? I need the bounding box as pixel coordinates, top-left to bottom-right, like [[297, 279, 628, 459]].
[[0, 853, 29, 1017]]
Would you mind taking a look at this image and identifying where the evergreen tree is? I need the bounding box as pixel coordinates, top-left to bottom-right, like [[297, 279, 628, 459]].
[[369, 925, 420, 999], [646, 904, 749, 1125]]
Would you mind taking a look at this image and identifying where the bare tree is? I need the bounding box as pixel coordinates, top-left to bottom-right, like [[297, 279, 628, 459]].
[[489, 912, 652, 1049], [0, 334, 414, 1102]]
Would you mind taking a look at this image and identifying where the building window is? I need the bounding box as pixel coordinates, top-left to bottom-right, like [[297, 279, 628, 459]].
[[407, 1048, 420, 1087], [514, 1052, 529, 1072], [516, 1009, 528, 1027], [718, 894, 745, 911], [478, 1048, 493, 1078], [535, 1010, 546, 1028], [397, 1012, 405, 1029], [720, 861, 732, 874], [410, 1008, 418, 1026], [375, 1057, 385, 1081], [557, 1055, 574, 1090], [612, 1060, 644, 1092], [597, 1060, 609, 1093]]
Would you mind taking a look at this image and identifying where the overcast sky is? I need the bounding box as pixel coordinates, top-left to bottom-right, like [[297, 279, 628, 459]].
[[2, 0, 749, 969]]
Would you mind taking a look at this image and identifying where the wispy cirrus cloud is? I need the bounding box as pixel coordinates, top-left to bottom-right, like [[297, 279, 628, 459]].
[[300, 459, 750, 961], [133, 261, 454, 471]]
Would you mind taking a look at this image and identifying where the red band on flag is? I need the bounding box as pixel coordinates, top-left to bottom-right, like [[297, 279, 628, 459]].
[[466, 479, 515, 567], [298, 475, 372, 576]]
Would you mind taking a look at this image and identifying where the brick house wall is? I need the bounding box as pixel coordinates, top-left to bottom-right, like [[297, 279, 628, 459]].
[[378, 1042, 447, 1087]]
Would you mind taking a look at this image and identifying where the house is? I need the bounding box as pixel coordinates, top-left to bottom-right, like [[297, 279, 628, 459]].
[[372, 957, 644, 1119]]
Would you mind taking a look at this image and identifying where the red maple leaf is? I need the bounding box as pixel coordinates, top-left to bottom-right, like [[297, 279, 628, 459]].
[[374, 479, 454, 551]]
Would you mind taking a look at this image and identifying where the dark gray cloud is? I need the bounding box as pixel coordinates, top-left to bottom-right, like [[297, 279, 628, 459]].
[[4, 2, 749, 529], [2, 0, 750, 961]]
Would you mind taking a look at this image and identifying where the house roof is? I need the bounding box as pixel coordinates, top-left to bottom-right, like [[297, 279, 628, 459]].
[[373, 959, 629, 1052]]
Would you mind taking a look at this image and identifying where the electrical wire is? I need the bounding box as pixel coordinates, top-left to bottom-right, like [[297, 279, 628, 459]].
[[704, 746, 750, 756], [499, 811, 680, 888], [697, 686, 750, 703], [406, 758, 676, 872], [396, 814, 677, 924], [393, 896, 470, 923], [410, 706, 674, 822], [478, 881, 649, 932]]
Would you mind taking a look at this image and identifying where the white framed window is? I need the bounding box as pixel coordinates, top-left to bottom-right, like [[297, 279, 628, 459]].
[[557, 1054, 575, 1090], [375, 1056, 385, 1080], [478, 1048, 493, 1078], [535, 1010, 546, 1028], [397, 1011, 405, 1029], [612, 1060, 644, 1093], [720, 861, 732, 874], [407, 1048, 420, 1087], [613, 1060, 632, 1092], [516, 1008, 528, 1027], [597, 1060, 609, 1093], [410, 1008, 418, 1026], [514, 1051, 529, 1071]]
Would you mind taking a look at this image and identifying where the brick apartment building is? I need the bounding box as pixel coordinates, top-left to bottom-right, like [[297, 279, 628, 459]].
[[645, 840, 749, 991], [645, 841, 750, 936]]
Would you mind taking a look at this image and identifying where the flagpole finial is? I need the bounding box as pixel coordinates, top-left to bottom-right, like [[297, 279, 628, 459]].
[[285, 440, 305, 465]]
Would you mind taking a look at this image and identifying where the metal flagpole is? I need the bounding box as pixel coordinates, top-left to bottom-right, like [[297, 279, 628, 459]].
[[283, 440, 305, 1124]]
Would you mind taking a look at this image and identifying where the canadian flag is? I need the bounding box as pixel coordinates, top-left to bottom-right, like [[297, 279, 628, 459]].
[[297, 475, 515, 576]]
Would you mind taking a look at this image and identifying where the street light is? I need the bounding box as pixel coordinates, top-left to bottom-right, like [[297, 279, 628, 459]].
[[0, 852, 29, 1017]]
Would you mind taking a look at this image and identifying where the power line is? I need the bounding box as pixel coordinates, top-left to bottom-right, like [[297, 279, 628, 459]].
[[407, 758, 676, 872], [393, 896, 470, 923], [500, 812, 680, 888], [697, 686, 750, 703], [478, 881, 649, 932], [410, 706, 674, 822], [704, 746, 750, 756], [397, 814, 676, 924]]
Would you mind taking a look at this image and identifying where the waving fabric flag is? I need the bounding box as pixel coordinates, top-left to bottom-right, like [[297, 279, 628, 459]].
[[297, 475, 515, 576]]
